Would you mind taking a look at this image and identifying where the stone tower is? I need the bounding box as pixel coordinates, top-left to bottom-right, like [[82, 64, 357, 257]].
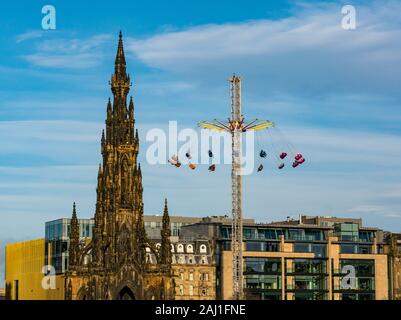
[[65, 32, 174, 300]]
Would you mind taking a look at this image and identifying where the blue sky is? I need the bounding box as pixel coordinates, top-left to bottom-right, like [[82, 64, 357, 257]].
[[1, 0, 401, 283]]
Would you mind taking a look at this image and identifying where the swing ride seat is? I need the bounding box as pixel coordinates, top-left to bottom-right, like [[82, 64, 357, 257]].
[[295, 153, 302, 161], [297, 157, 305, 164]]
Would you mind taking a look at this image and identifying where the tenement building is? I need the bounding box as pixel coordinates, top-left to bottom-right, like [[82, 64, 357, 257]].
[[144, 201, 216, 300], [64, 32, 174, 300], [181, 215, 390, 300]]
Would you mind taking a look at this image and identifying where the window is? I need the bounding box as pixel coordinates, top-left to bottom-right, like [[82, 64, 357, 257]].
[[294, 291, 326, 300], [244, 258, 281, 274], [340, 260, 374, 276], [180, 272, 184, 280], [341, 293, 375, 300], [288, 229, 303, 240], [200, 244, 207, 253], [294, 243, 326, 257], [312, 244, 326, 257], [340, 244, 372, 254], [189, 273, 194, 281], [336, 223, 359, 241], [292, 259, 326, 274], [245, 242, 279, 252], [221, 227, 231, 238], [358, 245, 371, 254], [177, 244, 184, 253], [243, 228, 257, 240], [179, 285, 184, 296], [200, 273, 209, 281], [201, 288, 207, 296], [187, 244, 194, 253], [305, 230, 324, 241], [245, 274, 281, 290], [222, 241, 231, 251], [189, 285, 194, 296], [341, 244, 355, 254], [294, 243, 309, 252]]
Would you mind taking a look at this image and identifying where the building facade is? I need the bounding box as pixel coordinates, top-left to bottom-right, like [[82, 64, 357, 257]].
[[144, 215, 203, 239], [5, 239, 64, 300], [181, 215, 389, 300], [145, 240, 216, 300], [45, 218, 94, 274], [65, 32, 174, 300]]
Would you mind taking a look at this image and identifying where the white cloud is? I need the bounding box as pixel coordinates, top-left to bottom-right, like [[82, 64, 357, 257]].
[[126, 1, 401, 97]]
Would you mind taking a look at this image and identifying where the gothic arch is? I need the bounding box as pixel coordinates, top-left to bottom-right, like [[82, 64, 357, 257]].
[[118, 286, 135, 300], [115, 282, 137, 300]]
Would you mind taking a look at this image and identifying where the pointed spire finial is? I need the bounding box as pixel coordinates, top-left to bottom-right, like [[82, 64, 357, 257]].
[[115, 31, 126, 68], [72, 202, 77, 219], [163, 198, 168, 216], [129, 96, 134, 113]]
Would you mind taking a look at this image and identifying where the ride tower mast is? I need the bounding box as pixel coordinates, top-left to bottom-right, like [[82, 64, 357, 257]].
[[198, 75, 273, 299]]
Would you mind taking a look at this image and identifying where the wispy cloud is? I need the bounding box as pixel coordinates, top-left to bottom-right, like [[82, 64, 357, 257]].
[[22, 34, 113, 69], [16, 30, 44, 43], [348, 205, 401, 219]]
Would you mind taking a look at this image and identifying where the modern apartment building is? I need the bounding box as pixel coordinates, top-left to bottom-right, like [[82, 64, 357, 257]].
[[181, 215, 390, 300]]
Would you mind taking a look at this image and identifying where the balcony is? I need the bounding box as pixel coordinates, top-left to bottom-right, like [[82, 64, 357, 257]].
[[286, 269, 328, 276], [286, 284, 328, 292]]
